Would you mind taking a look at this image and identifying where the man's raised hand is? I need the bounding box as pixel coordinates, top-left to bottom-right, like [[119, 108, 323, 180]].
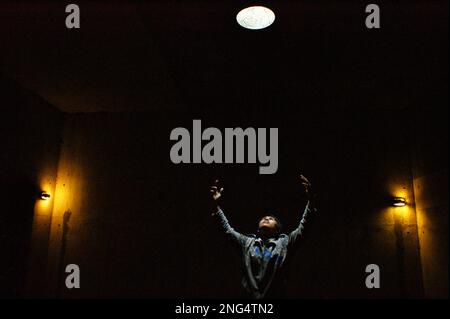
[[299, 174, 312, 198], [210, 179, 224, 202]]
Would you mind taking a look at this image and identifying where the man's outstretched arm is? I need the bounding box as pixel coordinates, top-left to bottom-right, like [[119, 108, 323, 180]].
[[288, 200, 315, 246], [210, 180, 247, 246], [288, 175, 317, 247], [212, 206, 248, 246]]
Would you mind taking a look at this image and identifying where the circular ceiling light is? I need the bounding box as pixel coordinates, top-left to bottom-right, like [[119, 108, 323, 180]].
[[236, 6, 275, 30]]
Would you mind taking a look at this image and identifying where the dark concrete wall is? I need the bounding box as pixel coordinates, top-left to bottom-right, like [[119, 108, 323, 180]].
[[1, 75, 446, 298], [0, 75, 64, 297], [410, 103, 449, 298], [43, 106, 428, 298]]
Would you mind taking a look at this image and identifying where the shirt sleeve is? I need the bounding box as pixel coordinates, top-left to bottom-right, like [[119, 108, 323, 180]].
[[213, 206, 248, 246], [288, 200, 315, 247]]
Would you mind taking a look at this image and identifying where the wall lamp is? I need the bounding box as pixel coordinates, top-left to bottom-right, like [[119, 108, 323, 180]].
[[392, 197, 406, 207], [39, 191, 51, 200]]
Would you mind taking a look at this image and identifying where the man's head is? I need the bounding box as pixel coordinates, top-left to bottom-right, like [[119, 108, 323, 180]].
[[258, 215, 282, 237]]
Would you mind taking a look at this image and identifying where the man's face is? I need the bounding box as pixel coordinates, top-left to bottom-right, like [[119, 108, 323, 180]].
[[258, 216, 278, 231]]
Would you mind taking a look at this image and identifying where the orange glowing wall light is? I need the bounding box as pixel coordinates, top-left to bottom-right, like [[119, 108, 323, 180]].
[[392, 197, 407, 207]]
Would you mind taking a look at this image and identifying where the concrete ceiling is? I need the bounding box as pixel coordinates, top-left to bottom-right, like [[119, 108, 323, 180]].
[[0, 1, 448, 113]]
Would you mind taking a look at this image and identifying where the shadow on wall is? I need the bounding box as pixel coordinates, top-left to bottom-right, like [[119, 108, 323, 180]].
[[410, 104, 449, 298], [0, 74, 64, 298], [0, 180, 36, 297]]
